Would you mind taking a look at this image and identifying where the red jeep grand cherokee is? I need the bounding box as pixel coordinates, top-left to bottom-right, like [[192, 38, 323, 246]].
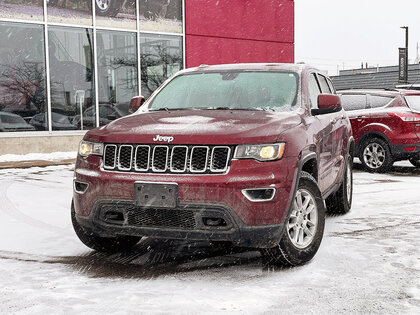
[[339, 89, 420, 172], [72, 63, 354, 266]]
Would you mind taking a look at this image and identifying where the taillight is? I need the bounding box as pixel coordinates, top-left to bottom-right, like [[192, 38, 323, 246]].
[[388, 112, 420, 122]]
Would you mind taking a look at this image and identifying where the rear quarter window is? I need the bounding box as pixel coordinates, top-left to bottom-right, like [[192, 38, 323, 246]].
[[369, 95, 393, 108]]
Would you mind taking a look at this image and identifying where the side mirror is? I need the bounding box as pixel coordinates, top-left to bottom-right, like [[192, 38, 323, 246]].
[[311, 94, 342, 115], [129, 95, 146, 113]]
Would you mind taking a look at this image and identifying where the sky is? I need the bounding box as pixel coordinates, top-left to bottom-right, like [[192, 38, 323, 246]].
[[295, 0, 420, 76]]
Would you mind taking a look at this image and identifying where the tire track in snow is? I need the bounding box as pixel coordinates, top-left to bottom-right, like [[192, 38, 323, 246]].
[[0, 180, 64, 234]]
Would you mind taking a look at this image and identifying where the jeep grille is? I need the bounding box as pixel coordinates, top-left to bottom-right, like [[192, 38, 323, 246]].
[[103, 144, 232, 174]]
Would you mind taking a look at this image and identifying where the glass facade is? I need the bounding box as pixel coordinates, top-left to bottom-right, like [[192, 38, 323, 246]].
[[0, 0, 184, 134]]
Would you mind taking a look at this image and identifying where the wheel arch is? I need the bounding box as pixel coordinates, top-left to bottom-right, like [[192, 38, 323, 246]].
[[356, 131, 391, 156]]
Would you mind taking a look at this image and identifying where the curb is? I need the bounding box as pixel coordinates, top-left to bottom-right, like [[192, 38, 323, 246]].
[[0, 159, 76, 170]]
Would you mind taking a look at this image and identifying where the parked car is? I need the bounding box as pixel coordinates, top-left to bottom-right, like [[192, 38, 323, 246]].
[[72, 104, 129, 129], [0, 111, 36, 132], [47, 0, 126, 17], [30, 112, 78, 131], [72, 63, 354, 266], [339, 89, 420, 172]]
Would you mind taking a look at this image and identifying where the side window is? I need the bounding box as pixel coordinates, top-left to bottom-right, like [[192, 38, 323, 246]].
[[317, 74, 331, 93], [340, 94, 368, 111], [368, 95, 393, 108], [308, 73, 321, 109], [326, 78, 336, 94]]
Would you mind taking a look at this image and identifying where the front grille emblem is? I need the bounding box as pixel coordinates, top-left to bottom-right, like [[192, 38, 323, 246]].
[[153, 135, 174, 143]]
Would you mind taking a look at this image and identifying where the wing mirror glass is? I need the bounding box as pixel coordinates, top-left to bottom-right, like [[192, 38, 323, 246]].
[[312, 94, 342, 115], [129, 95, 146, 113]]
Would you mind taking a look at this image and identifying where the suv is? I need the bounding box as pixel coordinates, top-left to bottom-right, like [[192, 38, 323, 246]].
[[72, 63, 354, 266], [339, 89, 420, 172]]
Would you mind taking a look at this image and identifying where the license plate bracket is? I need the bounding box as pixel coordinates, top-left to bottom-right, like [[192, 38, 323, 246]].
[[134, 182, 178, 208]]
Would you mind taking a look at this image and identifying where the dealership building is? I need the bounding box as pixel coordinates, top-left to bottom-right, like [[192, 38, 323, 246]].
[[0, 0, 294, 155]]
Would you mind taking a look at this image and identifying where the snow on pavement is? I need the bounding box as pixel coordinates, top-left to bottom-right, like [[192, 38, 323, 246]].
[[0, 162, 419, 314]]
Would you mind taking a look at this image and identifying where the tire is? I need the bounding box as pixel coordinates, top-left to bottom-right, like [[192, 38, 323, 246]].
[[409, 157, 420, 168], [71, 201, 141, 253], [325, 155, 353, 214], [261, 172, 326, 267], [359, 137, 393, 173], [95, 0, 120, 17]]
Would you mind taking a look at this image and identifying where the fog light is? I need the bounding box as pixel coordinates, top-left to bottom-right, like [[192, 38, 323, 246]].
[[242, 188, 276, 202], [74, 181, 89, 194]]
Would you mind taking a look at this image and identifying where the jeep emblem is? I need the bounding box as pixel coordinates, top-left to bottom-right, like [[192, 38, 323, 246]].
[[153, 135, 174, 143]]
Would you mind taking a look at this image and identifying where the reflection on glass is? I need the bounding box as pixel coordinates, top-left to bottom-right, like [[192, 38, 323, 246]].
[[97, 30, 138, 124], [96, 0, 136, 30], [47, 0, 92, 26], [0, 0, 43, 22], [48, 26, 95, 130], [139, 0, 182, 33], [140, 33, 182, 98], [0, 22, 46, 132]]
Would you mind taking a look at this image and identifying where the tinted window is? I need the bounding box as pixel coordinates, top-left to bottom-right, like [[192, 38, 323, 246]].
[[369, 95, 393, 108], [317, 75, 331, 93], [308, 73, 321, 109], [140, 33, 183, 99], [48, 26, 95, 130], [149, 72, 299, 111], [405, 95, 420, 112], [0, 22, 47, 132], [97, 30, 138, 124], [341, 94, 367, 111]]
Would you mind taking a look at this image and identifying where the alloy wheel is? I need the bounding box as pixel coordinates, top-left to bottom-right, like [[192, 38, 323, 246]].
[[96, 0, 110, 10], [287, 189, 318, 249], [363, 143, 385, 169]]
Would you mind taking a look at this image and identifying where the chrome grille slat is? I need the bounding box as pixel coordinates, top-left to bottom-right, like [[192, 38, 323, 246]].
[[152, 146, 169, 172], [134, 145, 150, 171], [103, 144, 231, 174], [118, 145, 133, 170]]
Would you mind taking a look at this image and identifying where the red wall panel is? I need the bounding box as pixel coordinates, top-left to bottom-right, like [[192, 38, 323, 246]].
[[185, 0, 294, 67], [186, 35, 294, 67]]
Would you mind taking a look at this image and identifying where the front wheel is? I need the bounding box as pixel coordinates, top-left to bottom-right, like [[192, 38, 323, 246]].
[[71, 201, 141, 253], [261, 172, 325, 266], [325, 155, 353, 214], [359, 137, 393, 173], [409, 157, 420, 168]]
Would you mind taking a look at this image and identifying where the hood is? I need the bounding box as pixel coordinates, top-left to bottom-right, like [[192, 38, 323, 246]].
[[85, 109, 302, 145]]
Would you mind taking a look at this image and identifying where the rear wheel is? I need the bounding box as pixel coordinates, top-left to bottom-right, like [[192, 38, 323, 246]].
[[262, 172, 325, 266], [71, 201, 141, 253], [409, 157, 420, 168], [359, 137, 393, 173], [326, 155, 353, 214]]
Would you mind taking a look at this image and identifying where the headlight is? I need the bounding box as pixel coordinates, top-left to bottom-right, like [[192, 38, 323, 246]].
[[79, 141, 103, 157], [234, 143, 285, 161]]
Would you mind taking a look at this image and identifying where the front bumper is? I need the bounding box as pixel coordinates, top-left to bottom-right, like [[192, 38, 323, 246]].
[[73, 155, 298, 248]]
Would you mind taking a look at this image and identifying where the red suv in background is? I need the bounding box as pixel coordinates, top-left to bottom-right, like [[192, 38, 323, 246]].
[[339, 89, 420, 172], [72, 63, 354, 266]]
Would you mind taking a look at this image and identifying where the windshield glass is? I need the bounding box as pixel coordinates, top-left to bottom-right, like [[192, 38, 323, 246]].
[[405, 95, 420, 112], [149, 71, 299, 111]]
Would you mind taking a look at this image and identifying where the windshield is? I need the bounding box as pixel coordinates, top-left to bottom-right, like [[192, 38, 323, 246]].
[[404, 95, 420, 112], [149, 71, 299, 111]]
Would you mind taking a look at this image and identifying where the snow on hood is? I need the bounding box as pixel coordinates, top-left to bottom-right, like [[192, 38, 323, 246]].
[[85, 109, 302, 145]]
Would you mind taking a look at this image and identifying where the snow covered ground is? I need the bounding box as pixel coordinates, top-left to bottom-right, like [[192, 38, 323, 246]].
[[0, 161, 419, 314]]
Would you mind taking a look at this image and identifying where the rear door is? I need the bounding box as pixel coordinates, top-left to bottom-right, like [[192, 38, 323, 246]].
[[340, 93, 369, 144]]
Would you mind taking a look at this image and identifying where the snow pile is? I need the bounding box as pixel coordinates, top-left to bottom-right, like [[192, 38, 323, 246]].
[[0, 151, 77, 163]]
